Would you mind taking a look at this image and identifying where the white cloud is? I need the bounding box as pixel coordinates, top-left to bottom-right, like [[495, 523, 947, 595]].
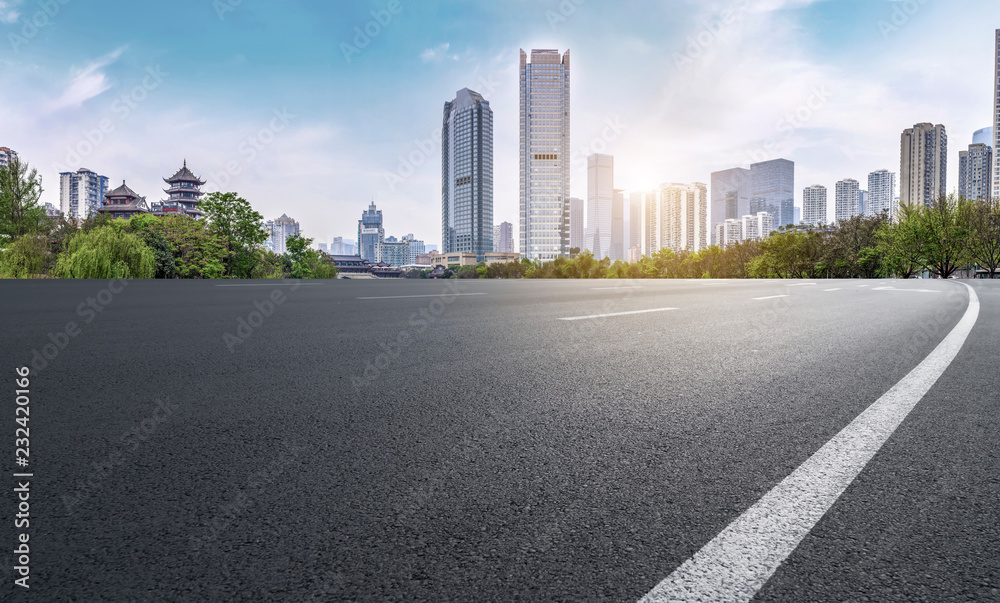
[[420, 43, 459, 63], [43, 47, 126, 114], [0, 0, 22, 23]]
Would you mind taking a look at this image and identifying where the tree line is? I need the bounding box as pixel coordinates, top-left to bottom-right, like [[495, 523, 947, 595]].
[[0, 156, 336, 279]]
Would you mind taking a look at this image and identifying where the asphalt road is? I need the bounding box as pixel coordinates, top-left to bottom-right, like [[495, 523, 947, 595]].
[[0, 278, 997, 602]]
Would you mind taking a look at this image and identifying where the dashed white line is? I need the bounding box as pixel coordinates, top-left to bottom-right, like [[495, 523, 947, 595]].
[[873, 286, 941, 294], [752, 295, 789, 300], [217, 283, 324, 287], [559, 307, 677, 321], [357, 293, 487, 300], [638, 283, 980, 603], [785, 283, 817, 287], [823, 288, 843, 292]]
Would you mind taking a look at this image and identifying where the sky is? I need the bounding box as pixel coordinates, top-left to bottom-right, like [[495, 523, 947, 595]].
[[1, 0, 998, 249]]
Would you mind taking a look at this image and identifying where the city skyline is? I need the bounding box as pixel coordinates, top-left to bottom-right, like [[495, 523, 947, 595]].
[[1, 2, 998, 249]]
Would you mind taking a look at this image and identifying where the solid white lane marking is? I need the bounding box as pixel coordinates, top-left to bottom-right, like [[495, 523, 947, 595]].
[[785, 283, 817, 287], [824, 288, 843, 292], [559, 307, 677, 321], [752, 295, 789, 300], [217, 283, 324, 287], [357, 293, 487, 300], [638, 283, 980, 603], [873, 286, 940, 294]]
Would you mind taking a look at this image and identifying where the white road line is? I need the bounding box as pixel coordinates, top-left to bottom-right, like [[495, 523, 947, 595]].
[[823, 288, 843, 292], [873, 286, 941, 294], [559, 307, 677, 321], [638, 283, 980, 603], [357, 293, 487, 300], [752, 295, 789, 300], [785, 283, 817, 287], [217, 283, 324, 287]]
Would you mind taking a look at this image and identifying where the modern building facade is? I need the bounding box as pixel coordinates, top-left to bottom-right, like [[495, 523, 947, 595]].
[[867, 170, 897, 218], [612, 189, 625, 262], [973, 127, 993, 146], [402, 234, 425, 265], [519, 48, 571, 261], [835, 179, 860, 223], [858, 190, 868, 216], [900, 123, 947, 207], [59, 168, 109, 222], [629, 192, 643, 252], [494, 221, 514, 253], [710, 167, 751, 244], [97, 181, 149, 220], [802, 185, 827, 226], [959, 143, 993, 201], [585, 154, 614, 259], [380, 240, 410, 267], [569, 197, 584, 251], [442, 88, 493, 262], [266, 214, 300, 254], [750, 159, 794, 231], [358, 202, 384, 263], [0, 146, 16, 168], [656, 182, 709, 254], [994, 29, 1000, 199], [152, 160, 205, 218], [742, 212, 773, 241], [715, 218, 744, 249]]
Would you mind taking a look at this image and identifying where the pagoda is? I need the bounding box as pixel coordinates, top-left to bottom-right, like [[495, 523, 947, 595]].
[[151, 160, 206, 218], [97, 181, 149, 220]]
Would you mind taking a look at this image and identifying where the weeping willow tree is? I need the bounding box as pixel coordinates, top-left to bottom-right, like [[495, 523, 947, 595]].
[[0, 234, 50, 278], [55, 224, 155, 279]]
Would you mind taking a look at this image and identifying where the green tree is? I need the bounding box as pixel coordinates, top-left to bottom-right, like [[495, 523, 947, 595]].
[[55, 223, 155, 279], [199, 191, 268, 278], [285, 233, 313, 279], [0, 155, 46, 242], [149, 215, 228, 278], [962, 197, 1000, 278], [917, 195, 968, 279], [0, 234, 51, 278]]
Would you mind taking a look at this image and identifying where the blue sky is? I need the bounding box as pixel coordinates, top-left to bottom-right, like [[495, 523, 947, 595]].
[[1, 0, 998, 247]]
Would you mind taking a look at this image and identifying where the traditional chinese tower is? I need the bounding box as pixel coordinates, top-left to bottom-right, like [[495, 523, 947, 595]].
[[98, 181, 149, 220], [154, 160, 206, 218]]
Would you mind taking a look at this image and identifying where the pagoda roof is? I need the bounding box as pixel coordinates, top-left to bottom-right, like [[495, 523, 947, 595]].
[[163, 160, 206, 185], [106, 180, 141, 200], [99, 196, 149, 213]]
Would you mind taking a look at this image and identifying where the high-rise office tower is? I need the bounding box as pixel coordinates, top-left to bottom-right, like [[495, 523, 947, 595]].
[[612, 189, 625, 262], [640, 191, 659, 257], [973, 127, 993, 146], [266, 214, 300, 255], [657, 182, 709, 253], [710, 167, 751, 244], [442, 88, 493, 262], [959, 143, 993, 201], [867, 170, 897, 218], [858, 190, 868, 216], [750, 159, 794, 231], [629, 192, 643, 252], [358, 202, 384, 263], [520, 48, 571, 261], [59, 168, 109, 222], [402, 234, 425, 265], [835, 179, 860, 223], [802, 185, 827, 226], [585, 154, 614, 259], [569, 197, 584, 251], [900, 123, 947, 206], [994, 29, 1000, 198], [494, 221, 514, 253]]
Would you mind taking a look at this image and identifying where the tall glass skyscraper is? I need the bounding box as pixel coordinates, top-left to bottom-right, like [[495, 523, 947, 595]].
[[442, 88, 493, 262], [710, 167, 751, 244], [585, 154, 614, 260], [749, 159, 794, 231], [520, 48, 571, 261], [357, 202, 384, 263]]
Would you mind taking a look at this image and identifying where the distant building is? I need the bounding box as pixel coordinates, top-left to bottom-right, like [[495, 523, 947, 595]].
[[628, 192, 643, 252], [357, 202, 384, 263], [742, 212, 773, 241], [867, 170, 897, 218], [958, 143, 992, 201], [750, 159, 794, 230], [794, 206, 801, 226], [835, 179, 860, 223], [0, 146, 16, 168], [484, 252, 520, 266], [973, 127, 993, 146], [59, 168, 109, 222], [569, 197, 584, 251], [402, 234, 425, 265], [585, 154, 615, 259], [42, 202, 61, 218], [858, 190, 868, 216], [152, 160, 205, 219], [802, 185, 827, 226], [627, 245, 641, 263], [994, 29, 1000, 198], [659, 182, 709, 253], [380, 239, 410, 268], [494, 221, 514, 253], [638, 190, 659, 257], [429, 251, 478, 268], [97, 181, 150, 220], [520, 48, 571, 260], [900, 123, 947, 206], [710, 167, 751, 244], [266, 214, 300, 254], [715, 218, 743, 249], [318, 243, 329, 253], [442, 88, 493, 262], [612, 189, 625, 261]]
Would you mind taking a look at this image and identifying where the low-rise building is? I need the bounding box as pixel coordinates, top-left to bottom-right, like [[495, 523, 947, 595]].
[[429, 251, 478, 268], [484, 252, 520, 266]]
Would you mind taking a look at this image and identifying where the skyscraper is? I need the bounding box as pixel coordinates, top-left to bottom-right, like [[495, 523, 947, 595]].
[[358, 202, 384, 263], [802, 185, 827, 226], [442, 88, 493, 262], [59, 168, 109, 222], [835, 179, 860, 223], [629, 192, 643, 252], [973, 127, 993, 146], [520, 48, 571, 261], [867, 170, 897, 218], [959, 143, 993, 201], [569, 197, 584, 251], [639, 191, 658, 257], [900, 123, 947, 207], [994, 29, 1000, 199], [657, 182, 709, 254], [402, 234, 425, 265], [495, 221, 514, 253], [612, 189, 625, 262], [858, 190, 868, 216], [266, 214, 300, 254], [585, 154, 614, 259], [750, 159, 794, 231], [710, 167, 751, 244]]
